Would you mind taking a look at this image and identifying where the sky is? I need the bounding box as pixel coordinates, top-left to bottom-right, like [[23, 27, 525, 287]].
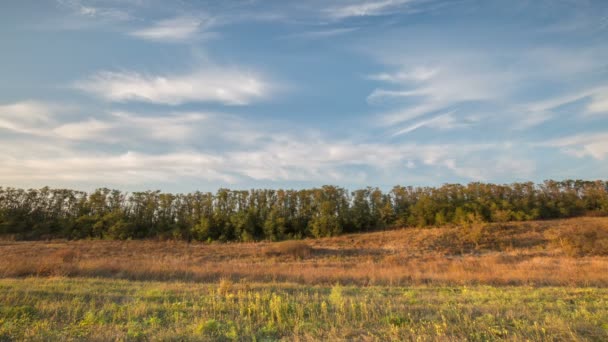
[[1, 0, 607, 192]]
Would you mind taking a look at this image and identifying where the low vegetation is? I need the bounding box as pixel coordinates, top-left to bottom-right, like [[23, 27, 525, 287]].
[[2, 216, 608, 339], [1, 278, 607, 341], [548, 223, 608, 257], [2, 217, 608, 286], [262, 241, 313, 259]]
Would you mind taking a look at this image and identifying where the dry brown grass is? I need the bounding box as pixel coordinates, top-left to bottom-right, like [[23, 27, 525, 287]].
[[546, 222, 608, 256], [1, 217, 608, 286], [261, 240, 313, 259]]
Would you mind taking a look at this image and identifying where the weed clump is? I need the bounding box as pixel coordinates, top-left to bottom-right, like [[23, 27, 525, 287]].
[[51, 249, 79, 263], [217, 278, 233, 296], [262, 241, 312, 259]]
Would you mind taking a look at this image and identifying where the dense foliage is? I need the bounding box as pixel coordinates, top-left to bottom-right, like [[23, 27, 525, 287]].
[[1, 180, 607, 241]]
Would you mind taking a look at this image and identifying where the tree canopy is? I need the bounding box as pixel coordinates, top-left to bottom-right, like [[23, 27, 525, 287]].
[[1, 180, 607, 241]]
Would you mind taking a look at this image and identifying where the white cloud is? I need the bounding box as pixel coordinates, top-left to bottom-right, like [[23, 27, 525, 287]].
[[361, 30, 608, 134], [130, 16, 212, 42], [0, 101, 55, 122], [540, 132, 608, 160], [284, 27, 359, 39], [368, 62, 508, 127], [2, 150, 236, 184], [58, 0, 131, 21], [324, 0, 416, 19], [511, 90, 595, 129], [110, 111, 210, 142], [0, 140, 499, 185], [587, 90, 608, 114], [0, 101, 214, 143], [75, 68, 271, 105], [510, 87, 608, 129], [368, 66, 439, 83], [375, 102, 445, 126], [53, 118, 113, 141], [0, 103, 532, 185], [386, 66, 503, 103], [392, 111, 468, 136], [367, 89, 422, 104], [243, 139, 501, 181], [0, 101, 66, 136]]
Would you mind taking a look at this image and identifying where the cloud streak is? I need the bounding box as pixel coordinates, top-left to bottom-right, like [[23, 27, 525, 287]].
[[391, 111, 469, 136], [130, 16, 212, 42], [324, 0, 417, 19], [540, 132, 608, 160], [0, 138, 527, 186], [0, 101, 535, 186], [57, 0, 131, 21], [75, 68, 272, 105], [0, 101, 212, 143]]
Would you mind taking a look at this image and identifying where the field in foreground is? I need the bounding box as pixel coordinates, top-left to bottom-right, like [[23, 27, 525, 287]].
[[2, 217, 608, 340], [1, 278, 607, 341]]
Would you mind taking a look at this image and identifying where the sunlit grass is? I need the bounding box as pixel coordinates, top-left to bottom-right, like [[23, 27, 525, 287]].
[[1, 278, 607, 340], [2, 217, 608, 286]]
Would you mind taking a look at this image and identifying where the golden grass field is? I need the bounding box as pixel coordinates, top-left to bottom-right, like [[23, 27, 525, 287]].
[[1, 217, 608, 340], [1, 217, 608, 286]]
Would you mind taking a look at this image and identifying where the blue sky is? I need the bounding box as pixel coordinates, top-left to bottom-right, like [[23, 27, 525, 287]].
[[1, 0, 607, 192]]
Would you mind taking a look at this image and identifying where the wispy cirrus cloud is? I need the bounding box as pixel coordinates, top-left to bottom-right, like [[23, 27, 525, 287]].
[[0, 100, 535, 186], [0, 101, 71, 136], [364, 35, 608, 137], [587, 90, 608, 115], [0, 136, 531, 186], [283, 27, 359, 40], [57, 0, 131, 21], [75, 68, 272, 106], [1, 149, 237, 184], [368, 66, 439, 83], [0, 101, 212, 143], [130, 16, 213, 42], [540, 132, 608, 160], [503, 86, 608, 130], [52, 111, 211, 143], [391, 111, 474, 136], [367, 60, 510, 133], [323, 0, 418, 19]]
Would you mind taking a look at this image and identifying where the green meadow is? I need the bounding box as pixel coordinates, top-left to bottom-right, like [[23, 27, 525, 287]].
[[1, 278, 607, 341]]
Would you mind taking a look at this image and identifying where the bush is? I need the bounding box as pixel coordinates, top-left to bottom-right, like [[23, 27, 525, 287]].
[[550, 224, 608, 256], [51, 249, 79, 263], [262, 241, 313, 259]]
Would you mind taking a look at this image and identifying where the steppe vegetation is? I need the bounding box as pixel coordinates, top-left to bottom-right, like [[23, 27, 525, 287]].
[[1, 278, 607, 340], [1, 217, 608, 287], [2, 180, 608, 340]]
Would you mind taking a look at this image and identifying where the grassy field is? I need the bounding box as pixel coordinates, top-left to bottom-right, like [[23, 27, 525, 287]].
[[1, 217, 608, 286], [1, 217, 608, 340], [1, 278, 607, 341]]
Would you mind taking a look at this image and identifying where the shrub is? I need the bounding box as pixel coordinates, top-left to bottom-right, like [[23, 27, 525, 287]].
[[34, 249, 80, 277], [550, 224, 608, 256], [51, 249, 79, 263], [262, 241, 312, 259], [197, 319, 221, 336]]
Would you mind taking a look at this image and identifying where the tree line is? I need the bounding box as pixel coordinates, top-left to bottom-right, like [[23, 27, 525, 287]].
[[0, 180, 607, 241]]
